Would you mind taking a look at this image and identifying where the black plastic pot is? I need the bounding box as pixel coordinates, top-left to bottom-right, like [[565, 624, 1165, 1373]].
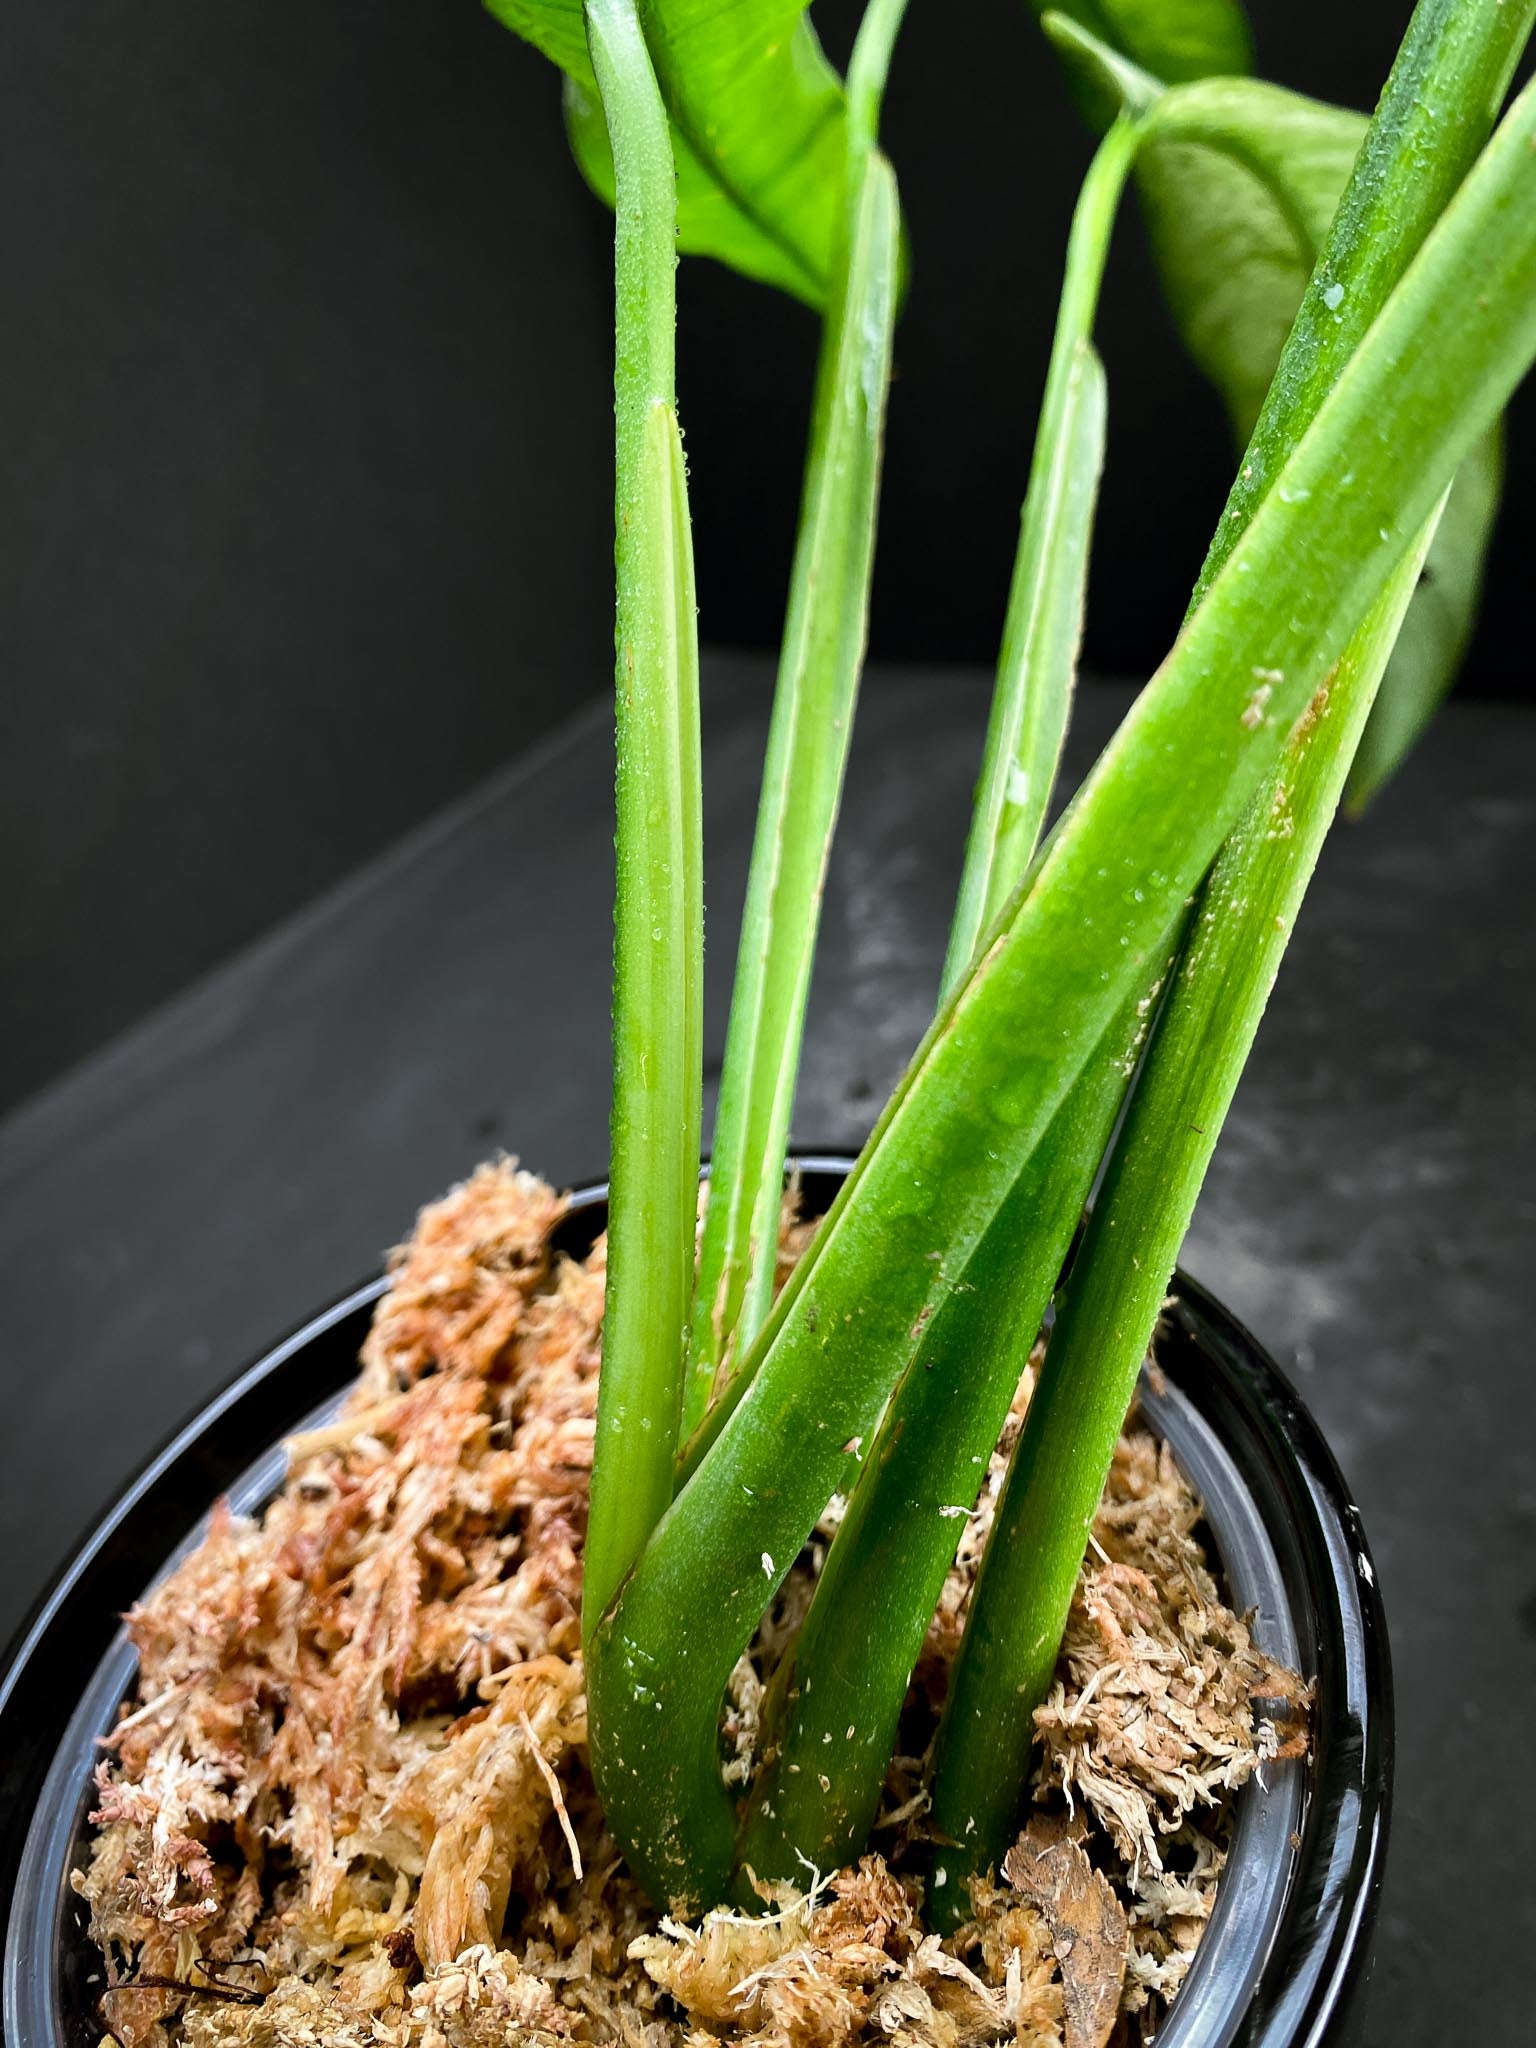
[[0, 1162, 1391, 2048]]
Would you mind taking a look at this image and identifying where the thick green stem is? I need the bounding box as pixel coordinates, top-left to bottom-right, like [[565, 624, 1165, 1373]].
[[587, 75, 1536, 1910], [680, 106, 1136, 1487], [927, 513, 1440, 1907], [941, 115, 1138, 996], [733, 959, 1173, 1885], [916, 0, 1536, 1909], [683, 0, 907, 1436], [582, 0, 704, 1640]]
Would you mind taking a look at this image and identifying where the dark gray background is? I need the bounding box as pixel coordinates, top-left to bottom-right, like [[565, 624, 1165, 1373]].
[[3, 0, 1533, 1109]]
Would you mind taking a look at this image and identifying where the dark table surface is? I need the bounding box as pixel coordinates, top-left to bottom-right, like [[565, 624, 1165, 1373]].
[[2, 655, 1531, 2045]]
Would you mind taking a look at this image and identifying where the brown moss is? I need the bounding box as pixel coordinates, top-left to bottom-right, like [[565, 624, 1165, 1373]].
[[1000, 1822, 1124, 2048], [77, 1162, 1305, 2048]]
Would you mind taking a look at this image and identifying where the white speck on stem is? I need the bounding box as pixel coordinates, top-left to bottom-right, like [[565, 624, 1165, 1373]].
[[761, 1553, 774, 1578], [1321, 281, 1345, 311], [1242, 667, 1282, 732], [1005, 761, 1031, 808], [1242, 684, 1272, 731]]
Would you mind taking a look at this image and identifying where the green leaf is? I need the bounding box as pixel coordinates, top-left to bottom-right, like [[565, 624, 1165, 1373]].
[[485, 0, 844, 305], [1036, 0, 1251, 84], [1036, 1, 1248, 127], [1134, 78, 1368, 443], [563, 73, 822, 303], [1348, 424, 1503, 810], [640, 3, 851, 303], [1188, 0, 1533, 594], [487, 0, 589, 75], [1159, 7, 1532, 798], [586, 73, 1536, 1909]]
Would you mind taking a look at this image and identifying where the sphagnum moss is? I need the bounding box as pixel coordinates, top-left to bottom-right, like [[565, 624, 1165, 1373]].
[[79, 1165, 1303, 2048]]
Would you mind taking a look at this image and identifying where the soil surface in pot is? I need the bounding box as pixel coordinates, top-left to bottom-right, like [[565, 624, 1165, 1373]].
[[74, 1164, 1307, 2048]]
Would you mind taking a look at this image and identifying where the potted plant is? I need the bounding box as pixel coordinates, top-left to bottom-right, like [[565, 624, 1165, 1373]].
[[2, 1, 1533, 2044]]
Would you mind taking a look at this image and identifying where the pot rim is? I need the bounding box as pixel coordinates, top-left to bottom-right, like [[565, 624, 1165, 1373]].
[[0, 1158, 1391, 2048]]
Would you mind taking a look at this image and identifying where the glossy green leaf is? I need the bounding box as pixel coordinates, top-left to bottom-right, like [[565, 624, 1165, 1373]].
[[1141, 66, 1508, 799], [1039, 0, 1251, 82], [1348, 425, 1503, 810], [487, 0, 851, 305], [1188, 0, 1533, 589], [562, 72, 822, 303], [640, 3, 851, 304], [1134, 79, 1368, 442], [1035, 0, 1248, 127], [486, 0, 589, 75]]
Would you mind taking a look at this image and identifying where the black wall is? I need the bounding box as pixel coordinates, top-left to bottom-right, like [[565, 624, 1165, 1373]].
[[1, 2, 613, 1110], [4, 1, 1530, 1111]]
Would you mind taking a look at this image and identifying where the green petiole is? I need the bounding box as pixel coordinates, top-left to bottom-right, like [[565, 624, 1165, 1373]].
[[927, 508, 1442, 1904], [942, 112, 1140, 997], [733, 961, 1173, 1886], [587, 68, 1536, 1906], [684, 0, 907, 1435], [582, 0, 704, 1641], [737, 105, 1151, 1887], [921, 0, 1536, 1900]]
